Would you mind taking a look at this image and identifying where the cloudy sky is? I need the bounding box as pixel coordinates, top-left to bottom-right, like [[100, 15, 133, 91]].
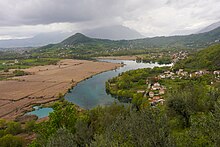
[[0, 0, 220, 40]]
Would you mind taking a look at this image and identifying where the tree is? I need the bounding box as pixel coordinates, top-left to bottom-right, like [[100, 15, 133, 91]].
[[166, 83, 208, 128], [92, 107, 175, 147], [33, 102, 79, 146], [5, 121, 22, 135], [47, 128, 77, 147], [25, 120, 36, 133]]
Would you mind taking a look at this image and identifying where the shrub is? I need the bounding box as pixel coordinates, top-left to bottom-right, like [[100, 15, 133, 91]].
[[25, 120, 36, 133], [13, 70, 27, 76], [0, 134, 24, 147], [5, 121, 22, 135]]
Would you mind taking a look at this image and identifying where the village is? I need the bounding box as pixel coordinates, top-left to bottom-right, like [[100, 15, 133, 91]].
[[137, 68, 220, 106]]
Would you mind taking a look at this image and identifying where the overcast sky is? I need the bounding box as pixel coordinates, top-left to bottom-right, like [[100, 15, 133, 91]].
[[0, 0, 220, 40]]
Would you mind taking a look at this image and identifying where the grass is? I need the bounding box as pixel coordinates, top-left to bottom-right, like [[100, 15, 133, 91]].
[[0, 58, 60, 71], [0, 58, 61, 80]]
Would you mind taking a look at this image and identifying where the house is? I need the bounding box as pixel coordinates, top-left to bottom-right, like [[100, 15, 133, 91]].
[[171, 76, 176, 80], [159, 75, 166, 79], [152, 82, 163, 90], [150, 98, 165, 106], [154, 82, 160, 87], [149, 91, 154, 97], [214, 71, 220, 75], [14, 59, 19, 64], [159, 89, 165, 95], [176, 69, 184, 75], [157, 99, 165, 105], [181, 71, 188, 76], [166, 74, 172, 78], [153, 96, 161, 100], [195, 71, 202, 76], [164, 71, 170, 74], [148, 84, 151, 89], [179, 69, 184, 72], [152, 86, 160, 90]]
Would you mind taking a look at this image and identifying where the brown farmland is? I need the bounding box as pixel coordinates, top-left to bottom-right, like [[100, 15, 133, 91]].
[[0, 59, 121, 120]]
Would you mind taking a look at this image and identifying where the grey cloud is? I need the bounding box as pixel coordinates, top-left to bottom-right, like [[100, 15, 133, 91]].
[[0, 0, 127, 26], [0, 0, 220, 38], [0, 0, 162, 26]]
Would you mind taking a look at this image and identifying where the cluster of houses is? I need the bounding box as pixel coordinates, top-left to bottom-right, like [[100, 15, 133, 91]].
[[172, 51, 188, 63], [159, 69, 189, 80], [159, 69, 220, 81], [136, 68, 220, 107], [147, 81, 166, 106], [158, 69, 190, 80], [137, 80, 166, 106]]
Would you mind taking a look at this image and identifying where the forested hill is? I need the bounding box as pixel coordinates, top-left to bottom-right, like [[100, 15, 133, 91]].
[[175, 43, 220, 70], [42, 26, 220, 50], [60, 33, 112, 45]]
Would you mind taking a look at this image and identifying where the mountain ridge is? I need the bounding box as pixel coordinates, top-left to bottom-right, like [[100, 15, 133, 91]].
[[198, 21, 220, 33], [56, 26, 220, 49], [83, 25, 145, 40], [31, 26, 220, 59]]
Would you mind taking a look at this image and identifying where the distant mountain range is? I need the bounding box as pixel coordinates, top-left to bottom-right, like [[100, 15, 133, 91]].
[[0, 25, 144, 48], [0, 32, 72, 48], [83, 25, 145, 40], [34, 26, 220, 59], [1, 22, 220, 49], [198, 21, 220, 33], [57, 26, 220, 49]]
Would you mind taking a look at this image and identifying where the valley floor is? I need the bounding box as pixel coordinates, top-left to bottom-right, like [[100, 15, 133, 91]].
[[0, 59, 121, 120]]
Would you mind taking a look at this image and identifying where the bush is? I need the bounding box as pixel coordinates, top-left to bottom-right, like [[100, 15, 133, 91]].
[[0, 134, 24, 147], [47, 128, 76, 147], [0, 130, 5, 138], [13, 70, 27, 76], [25, 120, 36, 133], [0, 119, 7, 129], [5, 121, 22, 135]]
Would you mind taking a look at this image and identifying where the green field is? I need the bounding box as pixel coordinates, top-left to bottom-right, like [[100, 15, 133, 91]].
[[0, 58, 60, 71]]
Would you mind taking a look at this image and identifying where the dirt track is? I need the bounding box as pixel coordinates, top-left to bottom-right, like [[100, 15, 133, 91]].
[[0, 59, 121, 120]]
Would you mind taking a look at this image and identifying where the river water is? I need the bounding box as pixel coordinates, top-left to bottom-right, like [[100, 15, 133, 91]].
[[64, 60, 171, 109], [27, 60, 171, 117]]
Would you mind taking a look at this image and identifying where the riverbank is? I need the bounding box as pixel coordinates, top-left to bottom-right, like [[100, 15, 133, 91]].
[[0, 59, 121, 120]]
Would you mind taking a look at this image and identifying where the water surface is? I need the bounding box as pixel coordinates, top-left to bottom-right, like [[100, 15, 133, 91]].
[[26, 107, 53, 118], [65, 60, 171, 109]]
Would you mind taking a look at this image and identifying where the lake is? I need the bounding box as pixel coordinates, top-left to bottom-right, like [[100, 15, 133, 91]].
[[26, 107, 53, 118], [65, 60, 172, 109]]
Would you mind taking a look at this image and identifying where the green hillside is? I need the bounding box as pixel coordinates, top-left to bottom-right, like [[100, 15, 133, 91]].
[[58, 27, 220, 49], [175, 43, 220, 70], [60, 33, 107, 45], [32, 27, 220, 58]]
